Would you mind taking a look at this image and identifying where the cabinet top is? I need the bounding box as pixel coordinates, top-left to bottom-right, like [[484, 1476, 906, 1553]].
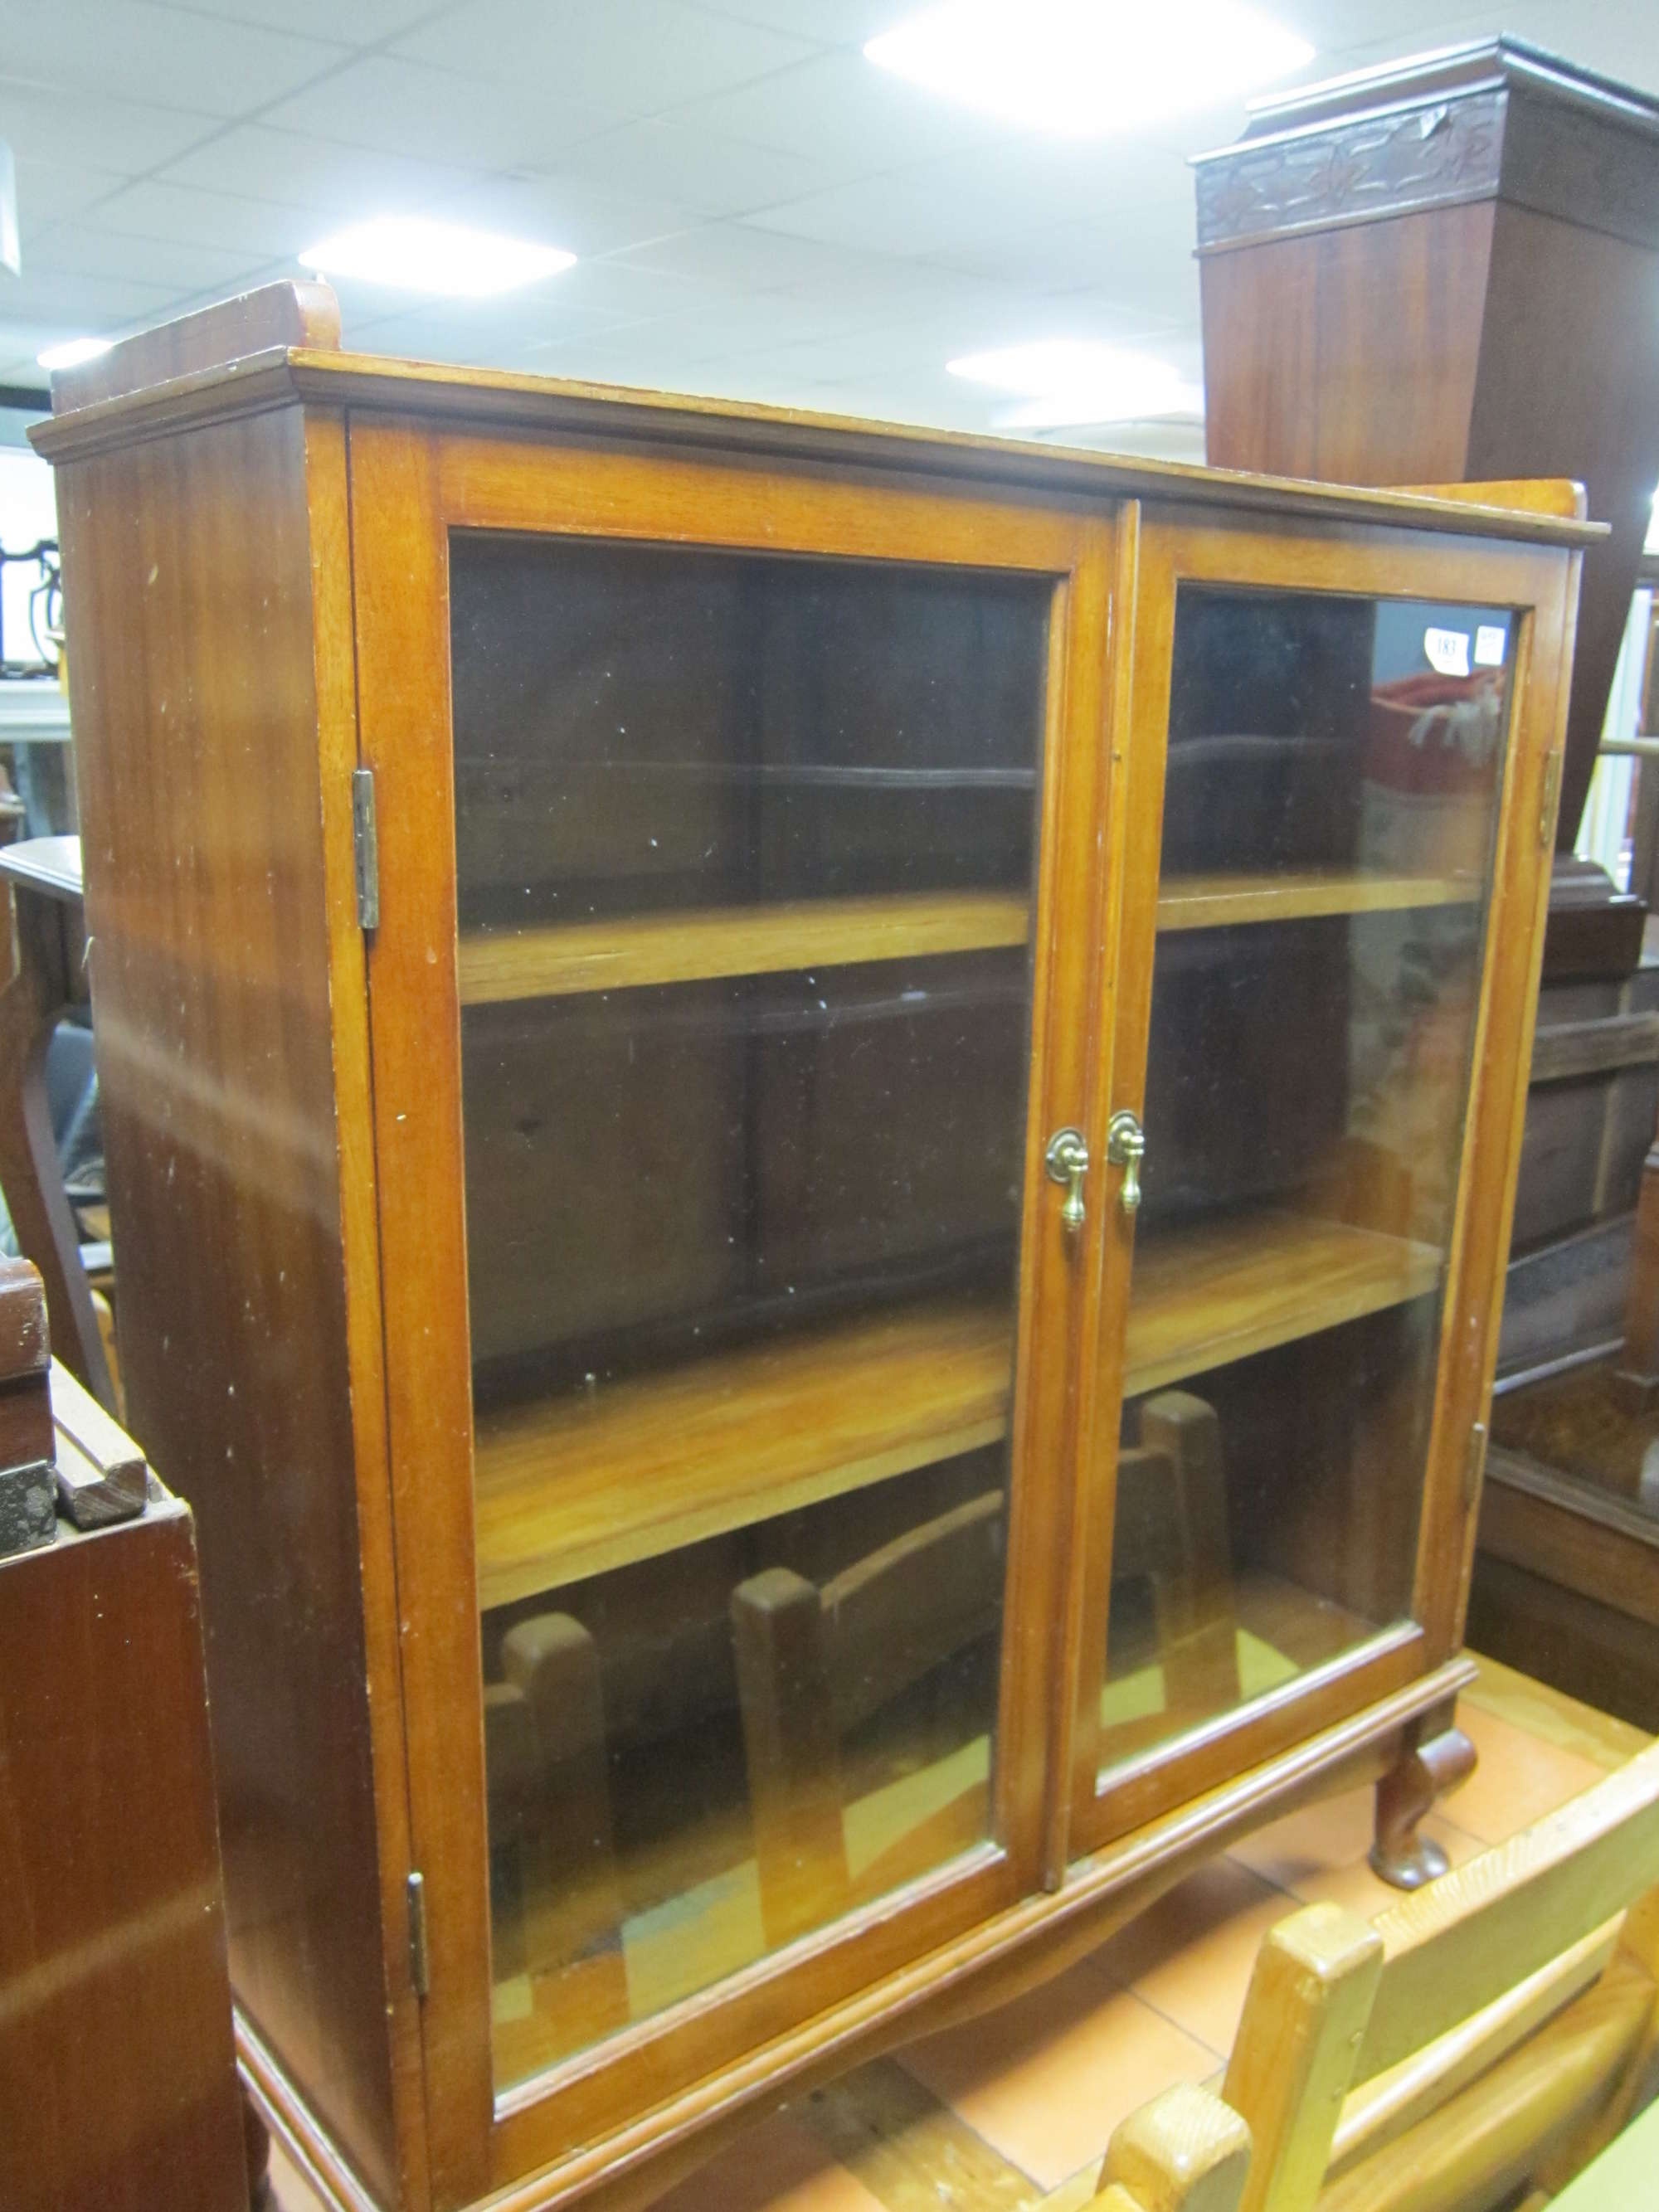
[[32, 280, 1599, 548]]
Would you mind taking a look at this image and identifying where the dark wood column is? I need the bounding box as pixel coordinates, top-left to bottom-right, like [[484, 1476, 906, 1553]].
[[1194, 36, 1659, 865]]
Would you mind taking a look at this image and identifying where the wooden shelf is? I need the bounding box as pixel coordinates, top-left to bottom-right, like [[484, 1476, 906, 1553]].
[[1125, 1209, 1443, 1399], [1157, 870, 1481, 932], [474, 1296, 1012, 1607], [472, 1209, 1444, 1608], [458, 891, 1030, 1005], [460, 873, 1482, 1005]]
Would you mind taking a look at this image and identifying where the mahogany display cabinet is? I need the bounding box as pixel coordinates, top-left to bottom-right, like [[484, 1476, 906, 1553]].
[[34, 283, 1594, 2212]]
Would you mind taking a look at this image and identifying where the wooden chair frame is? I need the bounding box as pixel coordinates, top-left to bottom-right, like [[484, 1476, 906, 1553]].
[[1092, 1739, 1659, 2212]]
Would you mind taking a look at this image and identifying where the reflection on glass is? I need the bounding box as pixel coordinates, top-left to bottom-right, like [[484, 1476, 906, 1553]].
[[1098, 590, 1515, 1777], [450, 537, 1048, 2085]]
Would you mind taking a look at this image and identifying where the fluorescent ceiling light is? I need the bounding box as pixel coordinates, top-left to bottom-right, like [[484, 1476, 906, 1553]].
[[38, 336, 113, 371], [867, 0, 1313, 135], [950, 340, 1204, 427], [299, 216, 575, 298]]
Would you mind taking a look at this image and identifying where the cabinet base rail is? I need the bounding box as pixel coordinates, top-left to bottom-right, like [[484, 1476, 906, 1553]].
[[237, 1655, 1475, 2212]]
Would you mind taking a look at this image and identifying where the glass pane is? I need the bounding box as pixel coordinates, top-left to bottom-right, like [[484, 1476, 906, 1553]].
[[1097, 589, 1515, 1780], [450, 537, 1048, 2088]]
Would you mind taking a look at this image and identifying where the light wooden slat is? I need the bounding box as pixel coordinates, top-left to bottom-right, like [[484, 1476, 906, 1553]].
[[473, 1209, 1444, 1608], [1156, 871, 1481, 932], [457, 892, 1031, 1004]]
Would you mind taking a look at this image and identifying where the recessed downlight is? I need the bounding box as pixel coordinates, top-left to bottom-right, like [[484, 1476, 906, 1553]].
[[868, 0, 1313, 136], [949, 340, 1204, 427], [299, 216, 575, 298]]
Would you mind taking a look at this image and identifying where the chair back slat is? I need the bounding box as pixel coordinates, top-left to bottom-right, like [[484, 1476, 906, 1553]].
[[1355, 1741, 1659, 2086]]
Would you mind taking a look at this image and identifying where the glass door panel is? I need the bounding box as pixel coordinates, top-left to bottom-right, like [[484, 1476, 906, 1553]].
[[1097, 587, 1515, 1781], [449, 536, 1050, 2088]]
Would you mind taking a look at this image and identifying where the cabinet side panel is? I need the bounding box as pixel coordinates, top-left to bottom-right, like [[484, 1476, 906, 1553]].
[[1199, 202, 1493, 486], [53, 406, 398, 2205]]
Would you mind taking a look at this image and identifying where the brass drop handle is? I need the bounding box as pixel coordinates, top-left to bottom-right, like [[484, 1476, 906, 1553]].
[[1044, 1127, 1089, 1232], [1107, 1111, 1146, 1215]]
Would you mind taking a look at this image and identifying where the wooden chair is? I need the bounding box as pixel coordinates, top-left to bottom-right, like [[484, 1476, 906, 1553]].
[[732, 1485, 1006, 1947], [1096, 2084, 1251, 2212], [732, 1392, 1238, 1947], [484, 1612, 629, 2042], [1102, 1392, 1241, 1761], [1091, 1738, 1659, 2212]]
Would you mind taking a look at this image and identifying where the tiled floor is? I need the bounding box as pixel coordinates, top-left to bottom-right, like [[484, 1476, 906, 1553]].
[[261, 1654, 1648, 2212]]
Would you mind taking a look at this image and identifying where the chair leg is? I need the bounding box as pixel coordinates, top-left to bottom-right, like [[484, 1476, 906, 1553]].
[[502, 1613, 629, 2032], [732, 1566, 849, 1948]]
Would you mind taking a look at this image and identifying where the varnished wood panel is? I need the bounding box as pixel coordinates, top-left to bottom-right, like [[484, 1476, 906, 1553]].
[[51, 406, 401, 2205], [0, 1490, 246, 2212], [1199, 204, 1496, 489], [51, 278, 339, 412]]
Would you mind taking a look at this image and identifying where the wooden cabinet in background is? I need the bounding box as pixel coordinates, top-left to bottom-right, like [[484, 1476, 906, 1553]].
[[34, 283, 1593, 2212]]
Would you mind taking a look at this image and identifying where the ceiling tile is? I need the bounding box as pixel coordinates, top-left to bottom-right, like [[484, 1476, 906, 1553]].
[[451, 171, 698, 258], [12, 160, 131, 238], [260, 54, 604, 172], [334, 284, 639, 367], [744, 164, 1030, 258], [162, 0, 447, 39], [688, 48, 1020, 168], [0, 265, 181, 334], [687, 0, 892, 43], [0, 1, 352, 115], [158, 124, 489, 218], [92, 178, 316, 257], [392, 0, 818, 117], [569, 119, 835, 218], [19, 219, 264, 292], [0, 75, 220, 174]]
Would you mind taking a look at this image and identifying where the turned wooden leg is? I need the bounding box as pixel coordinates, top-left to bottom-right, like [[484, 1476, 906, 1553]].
[[1370, 1721, 1477, 1890], [240, 2085, 272, 2208]]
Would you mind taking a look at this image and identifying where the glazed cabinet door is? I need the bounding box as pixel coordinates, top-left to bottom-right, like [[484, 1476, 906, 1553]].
[[1064, 509, 1572, 1858], [349, 422, 1115, 2204]]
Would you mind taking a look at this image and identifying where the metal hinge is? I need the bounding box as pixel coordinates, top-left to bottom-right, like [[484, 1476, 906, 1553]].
[[1538, 750, 1563, 850], [353, 767, 380, 931], [1462, 1419, 1489, 1510], [406, 1869, 430, 1999]]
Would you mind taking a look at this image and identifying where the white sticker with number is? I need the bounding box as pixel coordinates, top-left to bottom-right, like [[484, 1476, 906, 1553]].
[[1424, 627, 1472, 677], [1474, 624, 1508, 668]]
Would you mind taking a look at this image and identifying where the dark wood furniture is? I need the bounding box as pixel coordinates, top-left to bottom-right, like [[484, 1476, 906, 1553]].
[[0, 832, 116, 1408], [1194, 37, 1659, 1743], [34, 281, 1591, 2212], [0, 1273, 246, 2212], [1194, 35, 1659, 879]]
